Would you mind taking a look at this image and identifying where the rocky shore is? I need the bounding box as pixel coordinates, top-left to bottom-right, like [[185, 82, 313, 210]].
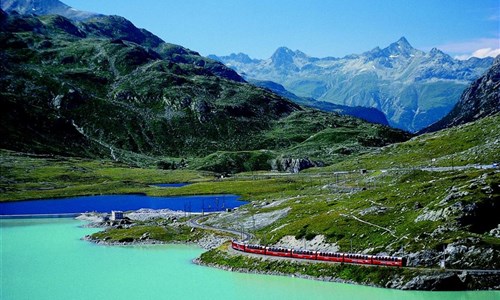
[[195, 254, 500, 291], [78, 210, 229, 250], [77, 210, 500, 291]]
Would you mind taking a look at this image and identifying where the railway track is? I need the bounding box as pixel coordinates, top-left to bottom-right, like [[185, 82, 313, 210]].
[[187, 213, 254, 241]]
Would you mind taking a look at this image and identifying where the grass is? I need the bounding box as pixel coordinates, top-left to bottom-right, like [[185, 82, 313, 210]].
[[318, 114, 500, 171], [2, 147, 498, 263], [1, 114, 499, 275], [0, 150, 210, 201], [88, 222, 230, 243], [251, 168, 499, 256]]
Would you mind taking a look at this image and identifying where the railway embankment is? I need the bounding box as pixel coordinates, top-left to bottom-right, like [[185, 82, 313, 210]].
[[196, 243, 500, 291]]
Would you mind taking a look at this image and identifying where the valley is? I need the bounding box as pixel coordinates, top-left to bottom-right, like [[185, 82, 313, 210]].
[[1, 0, 499, 294]]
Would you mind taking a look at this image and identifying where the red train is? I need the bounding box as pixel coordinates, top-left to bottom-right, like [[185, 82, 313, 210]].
[[231, 241, 406, 267]]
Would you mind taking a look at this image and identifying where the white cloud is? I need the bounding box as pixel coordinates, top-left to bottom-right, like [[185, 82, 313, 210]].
[[437, 38, 499, 53], [435, 37, 500, 60], [455, 48, 500, 60], [471, 48, 500, 58]]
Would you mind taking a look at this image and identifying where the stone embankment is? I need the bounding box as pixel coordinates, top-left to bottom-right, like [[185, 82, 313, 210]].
[[78, 210, 228, 249]]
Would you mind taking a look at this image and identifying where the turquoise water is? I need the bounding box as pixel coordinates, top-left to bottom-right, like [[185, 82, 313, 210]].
[[1, 219, 498, 300]]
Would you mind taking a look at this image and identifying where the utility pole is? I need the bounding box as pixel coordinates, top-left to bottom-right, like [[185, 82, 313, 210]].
[[252, 214, 256, 233], [441, 245, 446, 269]]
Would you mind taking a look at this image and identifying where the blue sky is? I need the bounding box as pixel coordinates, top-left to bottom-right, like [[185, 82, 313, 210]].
[[64, 0, 499, 59]]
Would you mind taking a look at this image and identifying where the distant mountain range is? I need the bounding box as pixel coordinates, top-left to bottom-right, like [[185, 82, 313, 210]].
[[249, 79, 389, 126], [1, 0, 101, 20], [421, 55, 500, 133], [209, 38, 494, 132]]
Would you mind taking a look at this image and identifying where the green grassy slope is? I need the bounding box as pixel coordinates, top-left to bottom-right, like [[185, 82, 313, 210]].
[[0, 11, 409, 170]]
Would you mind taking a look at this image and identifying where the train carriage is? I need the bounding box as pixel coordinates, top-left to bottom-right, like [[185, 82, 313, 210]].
[[371, 256, 405, 267], [316, 251, 344, 263], [343, 253, 372, 265], [291, 249, 317, 260], [266, 247, 292, 257], [245, 244, 267, 255]]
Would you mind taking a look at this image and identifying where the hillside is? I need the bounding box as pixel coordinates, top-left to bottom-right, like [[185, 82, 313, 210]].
[[198, 114, 500, 289], [421, 55, 500, 133], [209, 38, 493, 132], [1, 115, 498, 290], [0, 10, 409, 169]]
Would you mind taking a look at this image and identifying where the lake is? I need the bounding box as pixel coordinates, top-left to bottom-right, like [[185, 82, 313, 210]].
[[0, 194, 246, 216], [1, 218, 498, 300]]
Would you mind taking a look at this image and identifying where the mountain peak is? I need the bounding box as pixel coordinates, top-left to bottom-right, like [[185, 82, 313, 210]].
[[429, 47, 447, 57], [272, 46, 294, 56], [1, 0, 102, 21], [270, 47, 296, 67], [396, 36, 411, 47], [382, 36, 417, 57], [228, 52, 254, 63], [391, 36, 414, 51]]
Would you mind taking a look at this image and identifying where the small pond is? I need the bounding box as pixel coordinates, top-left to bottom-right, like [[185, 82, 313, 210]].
[[0, 194, 246, 216], [153, 183, 192, 188]]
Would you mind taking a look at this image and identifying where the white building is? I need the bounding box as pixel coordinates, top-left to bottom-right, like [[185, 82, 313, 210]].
[[111, 210, 124, 221]]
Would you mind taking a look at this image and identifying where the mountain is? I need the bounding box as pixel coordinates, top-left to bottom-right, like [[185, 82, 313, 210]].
[[249, 79, 389, 126], [1, 0, 101, 21], [0, 9, 409, 168], [420, 55, 500, 133], [210, 38, 493, 132]]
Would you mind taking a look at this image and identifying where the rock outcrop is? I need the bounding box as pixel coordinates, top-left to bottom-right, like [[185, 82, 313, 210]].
[[270, 157, 323, 173]]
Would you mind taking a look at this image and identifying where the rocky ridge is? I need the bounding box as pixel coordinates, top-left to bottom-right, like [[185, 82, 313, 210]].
[[210, 38, 493, 132], [1, 0, 102, 21], [421, 55, 500, 133]]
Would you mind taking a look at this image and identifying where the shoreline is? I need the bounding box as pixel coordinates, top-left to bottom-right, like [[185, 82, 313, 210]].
[[193, 257, 363, 286], [82, 231, 229, 250], [193, 255, 500, 291], [78, 210, 500, 292], [83, 232, 500, 291]]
